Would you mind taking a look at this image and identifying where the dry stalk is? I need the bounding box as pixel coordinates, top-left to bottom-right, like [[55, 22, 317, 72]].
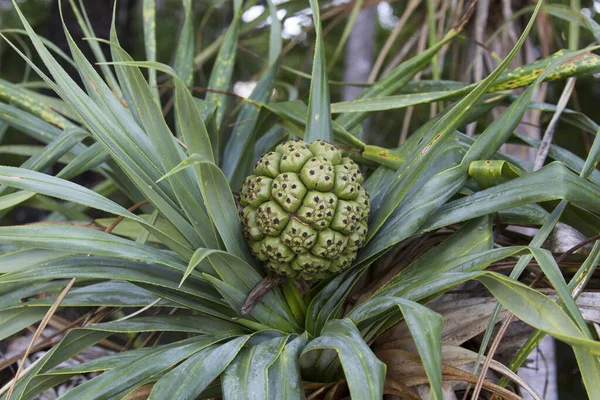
[[3, 278, 76, 399], [368, 0, 421, 83]]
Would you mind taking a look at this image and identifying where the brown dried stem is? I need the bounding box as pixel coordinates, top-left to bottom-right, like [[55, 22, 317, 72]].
[[241, 274, 287, 316]]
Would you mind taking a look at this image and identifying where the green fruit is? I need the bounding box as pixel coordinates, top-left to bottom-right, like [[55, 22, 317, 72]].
[[239, 140, 370, 281]]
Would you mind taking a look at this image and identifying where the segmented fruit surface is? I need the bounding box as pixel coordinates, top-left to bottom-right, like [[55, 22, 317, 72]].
[[239, 140, 370, 281]]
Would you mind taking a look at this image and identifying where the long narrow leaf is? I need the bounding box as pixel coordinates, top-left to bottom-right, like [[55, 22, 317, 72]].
[[304, 0, 332, 143], [142, 0, 159, 101], [349, 298, 443, 400], [58, 334, 238, 400], [149, 336, 250, 400], [173, 0, 194, 86], [222, 335, 288, 399], [302, 319, 385, 399], [206, 0, 242, 130], [161, 154, 254, 263], [267, 333, 307, 400], [0, 166, 194, 257]]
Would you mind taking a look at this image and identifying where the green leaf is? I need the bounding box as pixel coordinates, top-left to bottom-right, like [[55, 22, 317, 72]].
[[150, 336, 250, 400], [0, 307, 48, 341], [0, 101, 62, 144], [0, 190, 35, 210], [366, 262, 600, 357], [268, 333, 307, 400], [256, 99, 366, 148], [281, 279, 306, 327], [583, 13, 600, 42], [0, 167, 194, 257], [142, 0, 159, 101], [468, 160, 524, 189], [366, 0, 544, 247], [103, 58, 216, 164], [93, 214, 187, 245], [0, 328, 111, 400], [304, 0, 332, 143], [0, 256, 225, 311], [346, 219, 493, 395], [0, 28, 76, 68], [182, 249, 243, 286], [528, 248, 591, 335], [573, 349, 600, 400], [302, 319, 385, 400], [4, 6, 202, 249], [360, 138, 466, 262], [23, 281, 165, 308], [331, 89, 468, 113], [173, 71, 215, 163], [0, 128, 87, 198], [222, 0, 282, 189], [23, 194, 90, 221], [66, 0, 122, 98], [498, 204, 549, 226], [512, 131, 600, 185], [490, 50, 600, 92], [222, 64, 279, 190], [330, 51, 600, 115], [88, 315, 243, 335], [160, 154, 254, 263], [305, 267, 362, 336], [362, 224, 504, 339], [0, 145, 70, 160], [104, 39, 218, 250], [582, 125, 600, 179], [420, 163, 600, 233], [0, 280, 66, 311], [502, 131, 600, 386], [475, 273, 600, 354], [47, 347, 156, 375], [0, 76, 73, 130], [0, 129, 88, 221], [0, 225, 188, 272], [349, 298, 443, 400], [182, 248, 300, 332], [25, 92, 82, 123], [378, 216, 493, 298], [222, 335, 288, 400], [472, 199, 592, 377], [528, 100, 599, 135], [204, 274, 301, 333], [57, 142, 110, 181], [206, 3, 242, 129], [266, 0, 282, 63], [0, 248, 72, 274], [173, 0, 194, 86], [58, 334, 238, 400], [138, 283, 234, 319]]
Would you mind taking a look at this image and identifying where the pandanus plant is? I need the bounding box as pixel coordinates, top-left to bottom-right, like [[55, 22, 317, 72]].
[[1, 0, 600, 399]]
